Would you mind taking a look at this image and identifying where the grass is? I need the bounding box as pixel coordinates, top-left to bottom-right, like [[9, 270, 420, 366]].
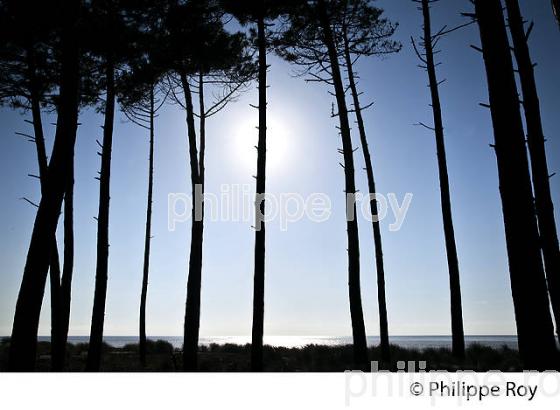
[[0, 337, 523, 372]]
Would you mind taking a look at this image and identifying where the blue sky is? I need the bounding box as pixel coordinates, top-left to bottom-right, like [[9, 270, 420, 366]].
[[1, 0, 559, 338]]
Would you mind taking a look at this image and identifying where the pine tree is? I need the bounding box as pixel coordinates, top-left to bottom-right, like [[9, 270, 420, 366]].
[[504, 0, 560, 347], [117, 1, 170, 367], [473, 0, 559, 370], [85, 0, 143, 371], [0, 1, 65, 368], [165, 0, 256, 370], [221, 0, 289, 371], [411, 0, 465, 359], [276, 0, 374, 369], [8, 0, 82, 371], [339, 0, 400, 363]]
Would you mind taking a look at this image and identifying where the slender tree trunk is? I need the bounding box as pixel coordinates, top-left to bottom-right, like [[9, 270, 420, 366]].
[[139, 86, 155, 368], [28, 71, 49, 182], [181, 73, 204, 371], [52, 162, 74, 371], [341, 29, 390, 363], [505, 0, 560, 347], [419, 0, 465, 359], [9, 0, 81, 371], [251, 14, 267, 372], [48, 236, 62, 362], [198, 74, 206, 194], [474, 0, 558, 370], [317, 0, 368, 370], [86, 59, 116, 371]]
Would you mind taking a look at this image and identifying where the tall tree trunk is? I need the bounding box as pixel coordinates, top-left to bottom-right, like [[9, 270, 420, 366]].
[[317, 0, 368, 370], [474, 0, 558, 370], [86, 59, 116, 372], [341, 28, 390, 363], [251, 14, 267, 372], [30, 73, 61, 350], [505, 0, 560, 346], [139, 86, 155, 368], [27, 48, 68, 369], [9, 0, 81, 371], [29, 104, 63, 366], [181, 73, 204, 371], [52, 162, 75, 371], [419, 0, 465, 359]]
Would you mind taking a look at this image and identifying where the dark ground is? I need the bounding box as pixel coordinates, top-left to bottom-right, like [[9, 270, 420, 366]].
[[0, 337, 526, 372]]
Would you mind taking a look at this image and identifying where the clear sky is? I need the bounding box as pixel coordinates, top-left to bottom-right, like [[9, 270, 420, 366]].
[[1, 0, 559, 338]]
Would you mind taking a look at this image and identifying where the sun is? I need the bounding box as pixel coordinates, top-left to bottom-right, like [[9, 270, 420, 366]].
[[232, 115, 291, 174]]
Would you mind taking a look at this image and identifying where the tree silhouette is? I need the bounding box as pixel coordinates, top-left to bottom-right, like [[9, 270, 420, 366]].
[[0, 0, 65, 367], [553, 0, 560, 27], [86, 0, 141, 371], [338, 0, 400, 363], [120, 77, 166, 368], [0, 0, 103, 370], [276, 0, 371, 370], [504, 0, 560, 347], [117, 0, 170, 368], [51, 34, 100, 373], [179, 56, 255, 372], [8, 0, 82, 371], [52, 150, 75, 371], [221, 0, 290, 372], [165, 0, 256, 371], [472, 0, 558, 370], [411, 0, 466, 359], [48, 25, 100, 374]]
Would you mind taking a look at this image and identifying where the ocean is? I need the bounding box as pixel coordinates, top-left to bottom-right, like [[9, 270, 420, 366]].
[[34, 335, 519, 350]]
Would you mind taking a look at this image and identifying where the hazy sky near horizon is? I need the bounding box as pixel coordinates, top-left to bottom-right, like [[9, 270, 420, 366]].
[[1, 0, 560, 338]]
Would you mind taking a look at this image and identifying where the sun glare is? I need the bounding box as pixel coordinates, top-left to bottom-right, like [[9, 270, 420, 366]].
[[232, 116, 291, 174]]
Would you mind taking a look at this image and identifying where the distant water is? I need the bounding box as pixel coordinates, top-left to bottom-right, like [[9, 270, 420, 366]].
[[34, 335, 519, 350]]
